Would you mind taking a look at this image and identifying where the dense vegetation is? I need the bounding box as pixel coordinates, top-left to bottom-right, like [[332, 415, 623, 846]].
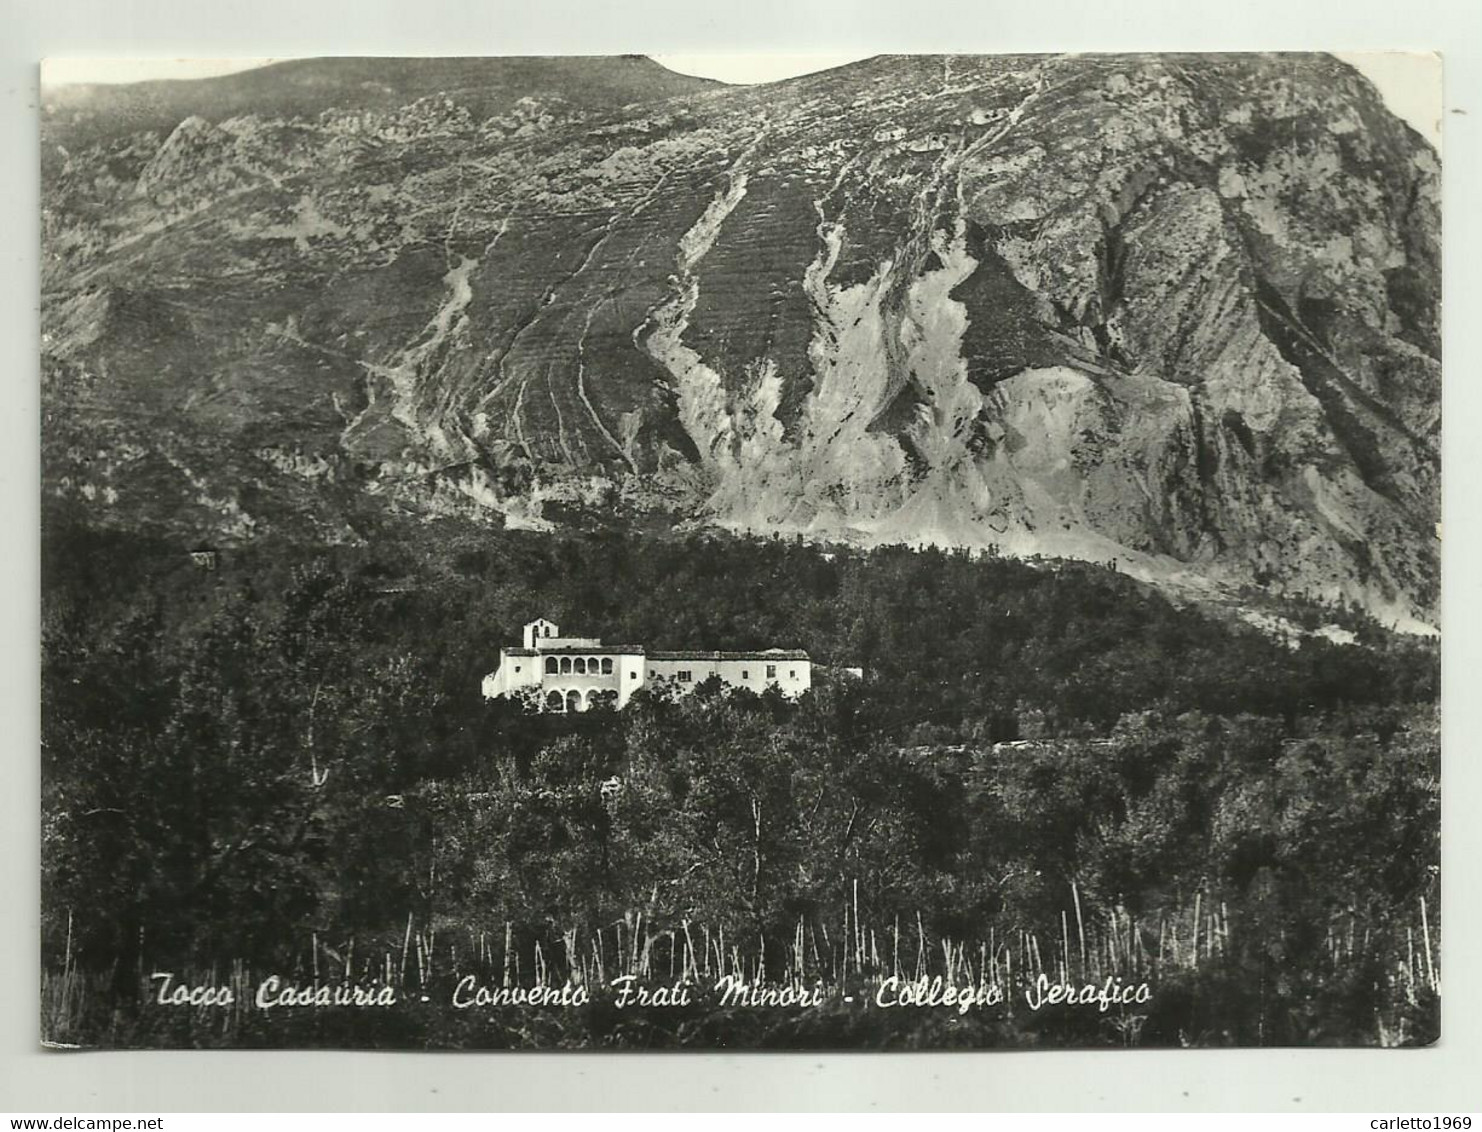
[[40, 508, 1440, 1048]]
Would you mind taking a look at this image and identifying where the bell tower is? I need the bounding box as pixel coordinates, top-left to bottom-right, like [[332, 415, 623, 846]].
[[523, 618, 559, 649]]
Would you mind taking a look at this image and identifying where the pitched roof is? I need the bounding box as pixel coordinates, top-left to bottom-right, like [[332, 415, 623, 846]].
[[533, 645, 646, 655], [648, 650, 810, 662]]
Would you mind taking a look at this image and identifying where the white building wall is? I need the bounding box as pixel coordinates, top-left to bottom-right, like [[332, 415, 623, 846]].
[[512, 648, 646, 712], [482, 649, 542, 700], [616, 653, 646, 708], [713, 657, 810, 696], [643, 656, 811, 698], [643, 657, 716, 693]]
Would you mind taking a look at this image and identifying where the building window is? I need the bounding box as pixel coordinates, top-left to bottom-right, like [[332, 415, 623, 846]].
[[789, 670, 796, 679], [546, 657, 559, 674], [566, 689, 582, 713], [766, 664, 777, 678], [601, 658, 613, 674], [677, 670, 692, 682], [546, 690, 564, 712], [741, 670, 749, 679], [560, 657, 572, 674], [630, 671, 638, 680], [574, 657, 587, 675], [514, 665, 521, 673]]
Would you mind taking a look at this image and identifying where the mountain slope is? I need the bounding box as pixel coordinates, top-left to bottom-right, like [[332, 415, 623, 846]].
[[40, 53, 1441, 626], [42, 55, 723, 156]]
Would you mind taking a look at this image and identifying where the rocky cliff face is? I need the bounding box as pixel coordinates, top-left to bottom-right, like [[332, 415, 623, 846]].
[[41, 53, 1441, 625]]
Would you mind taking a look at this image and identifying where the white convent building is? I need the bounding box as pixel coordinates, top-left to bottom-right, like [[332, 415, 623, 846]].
[[482, 618, 812, 712]]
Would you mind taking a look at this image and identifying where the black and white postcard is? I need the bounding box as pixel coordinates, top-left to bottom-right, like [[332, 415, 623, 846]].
[[38, 51, 1441, 1051]]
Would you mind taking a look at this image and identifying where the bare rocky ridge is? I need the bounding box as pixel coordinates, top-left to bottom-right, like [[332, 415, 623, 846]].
[[41, 53, 1440, 626]]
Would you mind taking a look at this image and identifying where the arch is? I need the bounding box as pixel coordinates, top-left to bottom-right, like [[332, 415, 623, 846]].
[[589, 656, 600, 673], [545, 657, 558, 674], [574, 657, 587, 675], [566, 689, 582, 713], [545, 690, 564, 712], [560, 657, 572, 674], [601, 657, 613, 675]]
